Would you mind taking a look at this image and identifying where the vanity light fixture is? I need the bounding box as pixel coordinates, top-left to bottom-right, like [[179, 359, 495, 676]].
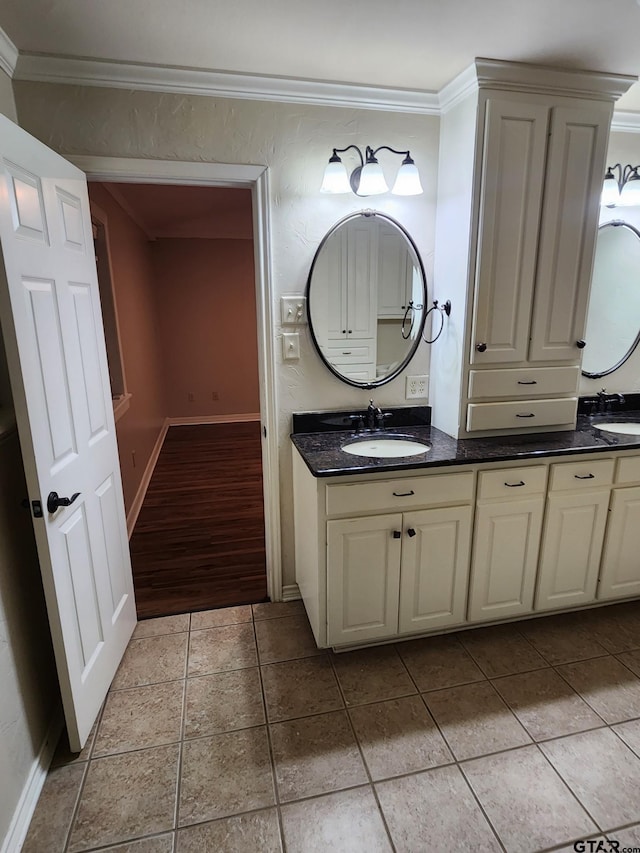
[[601, 163, 640, 207], [320, 145, 423, 197]]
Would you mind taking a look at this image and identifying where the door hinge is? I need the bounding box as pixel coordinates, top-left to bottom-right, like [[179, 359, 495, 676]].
[[263, 425, 267, 438], [26, 499, 43, 518]]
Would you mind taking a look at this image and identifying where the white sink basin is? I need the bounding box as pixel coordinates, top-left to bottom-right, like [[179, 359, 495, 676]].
[[342, 437, 431, 458], [594, 421, 640, 436]]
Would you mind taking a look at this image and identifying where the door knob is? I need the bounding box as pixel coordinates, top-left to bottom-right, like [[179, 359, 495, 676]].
[[392, 530, 402, 539], [47, 491, 81, 513], [407, 528, 417, 537], [576, 339, 586, 349], [476, 342, 487, 352]]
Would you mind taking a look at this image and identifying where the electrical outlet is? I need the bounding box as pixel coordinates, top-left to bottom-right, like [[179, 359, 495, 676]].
[[405, 375, 429, 399]]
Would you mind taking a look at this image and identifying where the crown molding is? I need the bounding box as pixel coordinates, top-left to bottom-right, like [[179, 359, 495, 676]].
[[0, 25, 18, 77], [14, 53, 440, 115], [610, 111, 640, 133], [438, 63, 479, 113]]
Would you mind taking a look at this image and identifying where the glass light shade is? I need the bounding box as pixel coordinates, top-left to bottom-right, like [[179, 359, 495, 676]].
[[619, 177, 640, 206], [392, 162, 423, 196], [358, 161, 388, 196], [320, 160, 351, 193], [601, 176, 620, 207]]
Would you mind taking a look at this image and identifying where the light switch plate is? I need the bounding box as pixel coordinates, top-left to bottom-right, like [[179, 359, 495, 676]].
[[283, 332, 300, 360], [281, 295, 307, 325]]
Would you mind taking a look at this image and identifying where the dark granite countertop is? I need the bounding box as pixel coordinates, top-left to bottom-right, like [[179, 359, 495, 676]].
[[291, 411, 640, 478]]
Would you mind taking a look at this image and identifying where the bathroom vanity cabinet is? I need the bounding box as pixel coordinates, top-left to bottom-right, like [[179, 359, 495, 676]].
[[431, 61, 634, 438], [293, 446, 640, 650]]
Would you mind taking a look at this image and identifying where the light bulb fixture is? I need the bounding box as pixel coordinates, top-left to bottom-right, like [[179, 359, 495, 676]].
[[601, 163, 640, 207], [320, 145, 423, 197]]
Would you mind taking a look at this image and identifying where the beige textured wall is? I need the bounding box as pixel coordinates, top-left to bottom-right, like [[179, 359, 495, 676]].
[[152, 238, 260, 419], [88, 182, 167, 512], [13, 80, 440, 588], [0, 69, 60, 848]]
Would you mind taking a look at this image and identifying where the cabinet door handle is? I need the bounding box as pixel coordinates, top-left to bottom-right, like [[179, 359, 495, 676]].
[[574, 473, 595, 480], [505, 480, 526, 487], [517, 380, 537, 385], [576, 339, 586, 349], [407, 528, 417, 537], [392, 490, 415, 497], [516, 413, 535, 418], [476, 342, 487, 352], [392, 530, 402, 539]]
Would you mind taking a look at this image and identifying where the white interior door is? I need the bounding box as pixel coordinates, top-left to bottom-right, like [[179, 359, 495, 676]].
[[0, 115, 136, 751]]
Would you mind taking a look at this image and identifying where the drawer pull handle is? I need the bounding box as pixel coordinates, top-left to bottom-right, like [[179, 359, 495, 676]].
[[392, 490, 415, 497], [505, 480, 526, 487], [341, 351, 352, 355], [574, 473, 595, 480], [517, 380, 537, 385], [516, 413, 535, 418], [392, 530, 402, 539]]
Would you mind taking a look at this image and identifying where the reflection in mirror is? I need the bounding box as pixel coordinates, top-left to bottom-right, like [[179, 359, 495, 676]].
[[582, 221, 640, 379], [307, 212, 427, 388]]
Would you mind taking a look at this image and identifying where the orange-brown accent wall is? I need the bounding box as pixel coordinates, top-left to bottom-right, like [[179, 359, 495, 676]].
[[88, 183, 167, 513], [152, 238, 259, 419]]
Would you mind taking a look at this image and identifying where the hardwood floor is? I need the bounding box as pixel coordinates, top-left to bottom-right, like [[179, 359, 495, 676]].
[[129, 422, 267, 618]]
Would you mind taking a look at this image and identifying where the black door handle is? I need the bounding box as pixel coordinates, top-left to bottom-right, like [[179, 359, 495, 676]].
[[407, 528, 417, 537], [392, 530, 402, 539], [47, 491, 81, 513]]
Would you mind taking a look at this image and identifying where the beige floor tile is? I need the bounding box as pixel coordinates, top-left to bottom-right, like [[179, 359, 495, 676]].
[[133, 614, 190, 639], [518, 613, 609, 665], [606, 824, 640, 848], [94, 681, 184, 756], [184, 667, 265, 737], [349, 695, 452, 779], [51, 720, 98, 767], [462, 745, 596, 852], [253, 600, 305, 620], [190, 605, 252, 630], [22, 763, 86, 853], [98, 836, 175, 852], [179, 727, 274, 825], [424, 680, 530, 760], [255, 614, 323, 663], [578, 604, 640, 654], [557, 655, 640, 724], [376, 765, 500, 851], [270, 710, 367, 802], [187, 622, 257, 676], [67, 744, 179, 852], [281, 787, 391, 853], [332, 645, 416, 706], [541, 728, 640, 829], [459, 624, 547, 677], [492, 668, 604, 740], [613, 718, 640, 756], [397, 634, 484, 691], [111, 633, 188, 690], [617, 647, 640, 678], [176, 809, 281, 852], [262, 656, 343, 721]]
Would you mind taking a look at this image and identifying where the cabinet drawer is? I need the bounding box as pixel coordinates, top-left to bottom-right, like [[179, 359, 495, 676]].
[[468, 366, 580, 400], [321, 343, 373, 364], [466, 397, 577, 432], [616, 455, 640, 484], [477, 466, 547, 500], [548, 458, 614, 492], [326, 471, 474, 517]]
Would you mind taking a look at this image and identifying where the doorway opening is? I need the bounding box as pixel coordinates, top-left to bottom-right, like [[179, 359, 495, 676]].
[[88, 177, 273, 618]]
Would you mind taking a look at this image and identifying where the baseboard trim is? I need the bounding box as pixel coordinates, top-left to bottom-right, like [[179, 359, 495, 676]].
[[1, 710, 63, 853], [126, 418, 169, 538], [281, 584, 301, 602], [167, 413, 261, 426]]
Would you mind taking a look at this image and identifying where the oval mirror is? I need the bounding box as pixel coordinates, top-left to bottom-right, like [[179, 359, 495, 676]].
[[306, 211, 427, 388], [582, 220, 640, 379]]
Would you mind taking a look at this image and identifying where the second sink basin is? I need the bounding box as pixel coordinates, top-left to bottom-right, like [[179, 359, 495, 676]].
[[594, 421, 640, 436], [342, 436, 431, 458]]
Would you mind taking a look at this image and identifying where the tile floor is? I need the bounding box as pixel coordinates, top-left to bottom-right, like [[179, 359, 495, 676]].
[[21, 599, 640, 852]]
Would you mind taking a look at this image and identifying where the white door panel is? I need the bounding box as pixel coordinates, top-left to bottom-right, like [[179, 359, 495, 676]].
[[0, 114, 136, 751]]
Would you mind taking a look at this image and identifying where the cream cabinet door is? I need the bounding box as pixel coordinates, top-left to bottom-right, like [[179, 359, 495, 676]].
[[529, 103, 611, 362], [535, 490, 610, 610], [398, 506, 472, 634], [377, 222, 411, 318], [327, 514, 401, 646], [468, 497, 544, 621], [598, 486, 640, 601], [470, 98, 549, 365], [345, 216, 378, 341]]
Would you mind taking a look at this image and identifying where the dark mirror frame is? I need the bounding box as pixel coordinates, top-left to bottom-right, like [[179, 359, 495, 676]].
[[582, 220, 640, 380], [306, 211, 428, 389]]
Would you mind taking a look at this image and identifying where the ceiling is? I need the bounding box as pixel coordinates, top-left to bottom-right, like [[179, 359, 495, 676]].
[[2, 0, 640, 112]]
